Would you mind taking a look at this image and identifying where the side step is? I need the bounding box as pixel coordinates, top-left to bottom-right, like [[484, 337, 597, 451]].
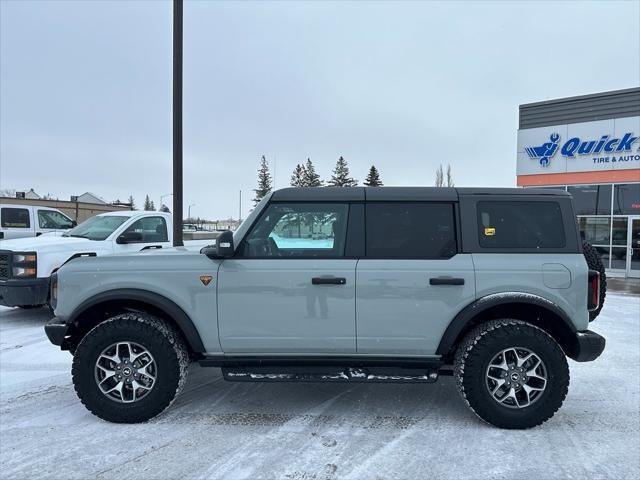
[[222, 366, 439, 383]]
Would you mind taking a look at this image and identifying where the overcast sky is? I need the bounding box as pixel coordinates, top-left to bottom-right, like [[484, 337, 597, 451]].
[[1, 1, 639, 220]]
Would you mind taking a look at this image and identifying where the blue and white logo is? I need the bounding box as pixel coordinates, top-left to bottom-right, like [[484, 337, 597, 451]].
[[525, 133, 560, 166], [525, 132, 639, 167]]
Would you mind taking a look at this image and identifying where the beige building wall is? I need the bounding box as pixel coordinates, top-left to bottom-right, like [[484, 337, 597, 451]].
[[0, 197, 132, 223]]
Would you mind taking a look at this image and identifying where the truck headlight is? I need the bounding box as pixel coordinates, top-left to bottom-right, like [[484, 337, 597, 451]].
[[12, 251, 37, 278]]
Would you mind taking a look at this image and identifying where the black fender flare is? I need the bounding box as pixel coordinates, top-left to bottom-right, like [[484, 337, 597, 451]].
[[68, 288, 205, 353], [435, 292, 577, 356]]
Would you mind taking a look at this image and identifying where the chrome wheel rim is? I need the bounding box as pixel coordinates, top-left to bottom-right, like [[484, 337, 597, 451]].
[[485, 347, 547, 409], [94, 342, 156, 403]]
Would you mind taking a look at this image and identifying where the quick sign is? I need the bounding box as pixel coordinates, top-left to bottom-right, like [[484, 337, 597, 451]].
[[517, 116, 640, 176]]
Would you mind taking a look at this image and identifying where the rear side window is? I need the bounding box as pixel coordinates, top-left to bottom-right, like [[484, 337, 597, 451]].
[[477, 201, 565, 249], [1, 208, 30, 228], [366, 203, 457, 258]]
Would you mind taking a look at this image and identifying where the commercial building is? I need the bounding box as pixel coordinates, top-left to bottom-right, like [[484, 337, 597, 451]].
[[517, 88, 640, 278]]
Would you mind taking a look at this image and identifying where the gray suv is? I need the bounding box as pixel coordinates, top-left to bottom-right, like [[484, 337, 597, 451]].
[[45, 187, 606, 429]]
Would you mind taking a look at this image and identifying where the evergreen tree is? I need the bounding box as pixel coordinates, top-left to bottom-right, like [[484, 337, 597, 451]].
[[149, 200, 156, 211], [363, 165, 383, 187], [328, 156, 357, 187], [143, 194, 153, 211], [435, 164, 444, 187], [160, 204, 171, 213], [253, 155, 273, 205], [446, 164, 454, 187], [128, 195, 136, 210], [302, 158, 322, 187], [290, 164, 306, 187]]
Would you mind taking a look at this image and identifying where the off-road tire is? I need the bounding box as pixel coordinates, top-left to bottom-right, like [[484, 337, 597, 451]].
[[72, 312, 189, 423], [583, 241, 606, 321], [454, 319, 569, 429]]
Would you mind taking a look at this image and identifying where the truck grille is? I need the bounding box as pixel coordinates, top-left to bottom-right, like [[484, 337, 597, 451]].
[[0, 250, 11, 280]]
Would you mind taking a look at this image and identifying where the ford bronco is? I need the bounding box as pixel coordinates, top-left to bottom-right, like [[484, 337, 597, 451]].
[[44, 187, 606, 429]]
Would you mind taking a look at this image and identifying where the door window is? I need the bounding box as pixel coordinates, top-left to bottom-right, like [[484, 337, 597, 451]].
[[122, 217, 168, 243], [1, 208, 30, 228], [37, 210, 74, 229], [365, 203, 457, 258], [241, 203, 349, 258]]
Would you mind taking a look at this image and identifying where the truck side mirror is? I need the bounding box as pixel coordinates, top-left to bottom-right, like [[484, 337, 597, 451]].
[[71, 220, 78, 227], [201, 230, 234, 259], [116, 231, 143, 244]]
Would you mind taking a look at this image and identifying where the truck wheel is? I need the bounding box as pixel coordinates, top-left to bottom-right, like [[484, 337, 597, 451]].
[[454, 319, 569, 429], [72, 312, 189, 423], [583, 241, 606, 321]]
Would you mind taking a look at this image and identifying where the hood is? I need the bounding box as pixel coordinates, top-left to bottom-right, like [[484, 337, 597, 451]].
[[0, 235, 98, 252]]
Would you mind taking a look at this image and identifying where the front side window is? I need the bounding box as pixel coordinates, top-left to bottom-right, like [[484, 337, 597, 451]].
[[241, 203, 349, 258], [64, 215, 128, 241], [365, 203, 457, 258], [478, 201, 566, 249], [38, 210, 74, 229], [122, 217, 168, 243], [1, 208, 30, 228]]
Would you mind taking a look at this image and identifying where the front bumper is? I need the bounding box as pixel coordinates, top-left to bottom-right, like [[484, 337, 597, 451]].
[[44, 317, 70, 348], [0, 277, 50, 307], [571, 330, 606, 362]]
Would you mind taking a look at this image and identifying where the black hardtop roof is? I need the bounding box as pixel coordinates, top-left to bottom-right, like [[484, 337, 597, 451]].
[[270, 186, 570, 202]]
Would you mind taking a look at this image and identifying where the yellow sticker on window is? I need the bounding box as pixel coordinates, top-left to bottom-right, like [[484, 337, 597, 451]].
[[484, 227, 496, 236]]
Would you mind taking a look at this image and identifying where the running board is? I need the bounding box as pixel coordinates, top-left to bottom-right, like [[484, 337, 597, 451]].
[[221, 366, 439, 383]]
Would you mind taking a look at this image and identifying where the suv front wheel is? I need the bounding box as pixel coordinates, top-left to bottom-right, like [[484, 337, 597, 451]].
[[454, 319, 569, 429], [72, 312, 189, 423]]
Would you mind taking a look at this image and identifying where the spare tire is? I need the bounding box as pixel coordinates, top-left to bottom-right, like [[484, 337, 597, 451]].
[[583, 241, 606, 321]]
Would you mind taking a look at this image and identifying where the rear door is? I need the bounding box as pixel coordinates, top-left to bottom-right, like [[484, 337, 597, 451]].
[[217, 202, 357, 354], [356, 202, 475, 355], [0, 206, 34, 239]]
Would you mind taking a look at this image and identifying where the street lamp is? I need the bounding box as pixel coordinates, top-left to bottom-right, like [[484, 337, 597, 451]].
[[160, 193, 173, 211], [188, 203, 195, 220]]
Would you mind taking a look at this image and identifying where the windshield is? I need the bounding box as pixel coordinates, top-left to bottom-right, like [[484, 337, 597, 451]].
[[63, 215, 129, 241]]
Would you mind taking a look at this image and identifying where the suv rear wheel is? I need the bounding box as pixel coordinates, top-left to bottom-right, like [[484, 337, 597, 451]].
[[454, 319, 569, 429], [72, 312, 189, 423]]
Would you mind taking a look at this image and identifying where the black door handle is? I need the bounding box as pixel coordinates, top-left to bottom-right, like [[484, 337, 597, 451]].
[[429, 277, 465, 286], [312, 277, 347, 285]]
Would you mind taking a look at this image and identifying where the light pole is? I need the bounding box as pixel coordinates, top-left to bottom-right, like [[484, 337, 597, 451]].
[[188, 203, 195, 221], [172, 0, 183, 246], [160, 193, 173, 211]]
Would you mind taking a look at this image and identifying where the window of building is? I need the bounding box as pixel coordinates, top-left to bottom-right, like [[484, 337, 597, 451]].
[[567, 184, 612, 216], [1, 208, 30, 228], [477, 201, 565, 249], [123, 216, 168, 243], [242, 203, 348, 258], [365, 203, 456, 258], [578, 217, 611, 245], [613, 183, 640, 215]]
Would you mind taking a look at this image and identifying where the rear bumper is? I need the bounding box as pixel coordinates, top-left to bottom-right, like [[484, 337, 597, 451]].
[[0, 277, 49, 307], [44, 318, 70, 348], [571, 330, 606, 362]]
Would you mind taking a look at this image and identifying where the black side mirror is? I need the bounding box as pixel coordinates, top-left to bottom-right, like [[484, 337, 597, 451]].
[[116, 231, 144, 244], [201, 230, 234, 259], [71, 220, 78, 227]]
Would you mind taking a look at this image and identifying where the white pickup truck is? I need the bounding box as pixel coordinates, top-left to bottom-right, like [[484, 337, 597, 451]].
[[0, 210, 212, 308]]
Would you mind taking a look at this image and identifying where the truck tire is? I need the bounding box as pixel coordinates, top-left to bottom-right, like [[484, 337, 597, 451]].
[[454, 319, 569, 429], [72, 312, 189, 423], [583, 241, 606, 321]]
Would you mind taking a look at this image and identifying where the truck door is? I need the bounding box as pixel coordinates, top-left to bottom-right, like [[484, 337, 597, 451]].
[[0, 206, 35, 239], [114, 216, 171, 253], [217, 202, 357, 354], [36, 209, 75, 236], [356, 202, 475, 355]]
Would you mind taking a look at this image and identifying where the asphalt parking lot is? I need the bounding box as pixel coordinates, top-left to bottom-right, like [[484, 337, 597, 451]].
[[1, 292, 638, 480]]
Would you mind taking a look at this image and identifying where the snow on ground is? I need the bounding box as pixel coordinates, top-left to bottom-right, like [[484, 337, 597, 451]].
[[0, 294, 638, 480]]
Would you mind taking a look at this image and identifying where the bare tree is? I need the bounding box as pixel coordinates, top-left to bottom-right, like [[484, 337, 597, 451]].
[[435, 164, 444, 187], [446, 164, 454, 187]]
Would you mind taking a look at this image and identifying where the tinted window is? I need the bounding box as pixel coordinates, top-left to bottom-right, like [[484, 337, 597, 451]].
[[613, 183, 640, 215], [123, 216, 168, 243], [568, 185, 612, 215], [477, 201, 565, 249], [37, 210, 74, 229], [242, 203, 348, 258], [1, 208, 30, 228], [366, 203, 456, 258]]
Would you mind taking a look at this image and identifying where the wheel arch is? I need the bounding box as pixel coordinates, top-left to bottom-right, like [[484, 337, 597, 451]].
[[437, 293, 579, 360], [65, 289, 205, 356]]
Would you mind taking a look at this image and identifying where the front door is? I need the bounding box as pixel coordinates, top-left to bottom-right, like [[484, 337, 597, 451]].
[[628, 217, 640, 278], [217, 202, 356, 354]]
